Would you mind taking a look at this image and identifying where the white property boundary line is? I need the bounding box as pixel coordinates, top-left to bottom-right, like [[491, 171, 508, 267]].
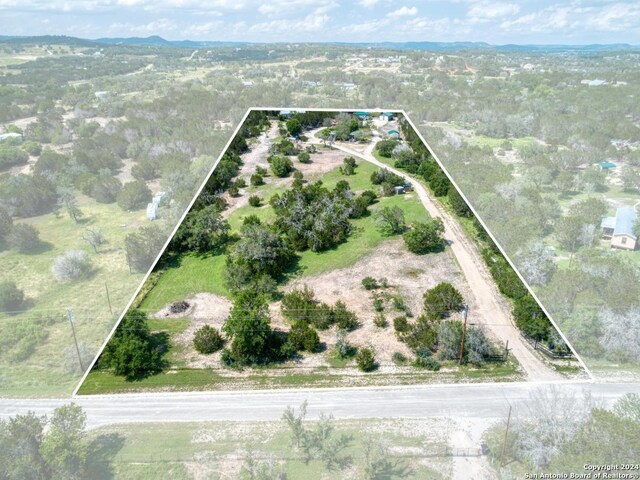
[[73, 107, 593, 397], [72, 109, 253, 396]]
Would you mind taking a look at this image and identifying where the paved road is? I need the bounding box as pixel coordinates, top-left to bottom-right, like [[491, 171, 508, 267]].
[[307, 129, 565, 382], [0, 382, 638, 428]]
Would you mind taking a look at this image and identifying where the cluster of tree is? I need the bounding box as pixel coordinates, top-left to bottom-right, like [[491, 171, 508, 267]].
[[0, 144, 29, 169], [225, 219, 293, 297], [170, 204, 230, 254], [392, 282, 497, 366], [271, 180, 371, 252], [279, 401, 413, 478], [98, 309, 163, 379], [0, 403, 113, 480], [281, 285, 359, 331], [370, 168, 405, 196], [488, 388, 640, 474]]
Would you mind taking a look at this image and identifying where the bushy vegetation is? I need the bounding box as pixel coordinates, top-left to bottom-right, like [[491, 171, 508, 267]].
[[403, 218, 445, 254], [271, 180, 367, 252], [193, 325, 224, 354], [99, 310, 162, 379]]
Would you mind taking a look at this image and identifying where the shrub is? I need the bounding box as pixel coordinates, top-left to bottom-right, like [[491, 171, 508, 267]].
[[7, 223, 41, 253], [116, 180, 152, 211], [413, 355, 441, 371], [374, 313, 388, 328], [403, 218, 445, 254], [333, 300, 359, 331], [249, 195, 261, 207], [193, 325, 224, 354], [0, 145, 29, 169], [228, 185, 239, 197], [286, 321, 320, 353], [250, 173, 264, 186], [393, 316, 410, 334], [392, 295, 407, 312], [362, 277, 379, 290], [423, 282, 464, 319], [392, 352, 407, 366], [235, 178, 247, 188], [270, 155, 294, 177], [372, 295, 384, 312], [298, 152, 311, 164], [52, 250, 93, 282], [0, 281, 24, 311], [334, 329, 355, 358], [356, 346, 377, 372], [256, 166, 268, 175]]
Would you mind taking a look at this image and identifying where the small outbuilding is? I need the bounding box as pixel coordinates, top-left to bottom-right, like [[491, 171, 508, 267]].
[[598, 161, 617, 171], [601, 206, 637, 251]]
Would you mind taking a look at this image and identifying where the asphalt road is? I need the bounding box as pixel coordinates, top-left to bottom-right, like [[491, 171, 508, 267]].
[[1, 382, 639, 428]]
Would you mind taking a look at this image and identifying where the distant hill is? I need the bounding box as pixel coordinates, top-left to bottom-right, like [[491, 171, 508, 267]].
[[0, 35, 97, 47], [1, 35, 638, 53], [93, 35, 247, 48]]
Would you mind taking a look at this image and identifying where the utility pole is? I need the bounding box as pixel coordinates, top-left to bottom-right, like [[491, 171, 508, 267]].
[[499, 405, 512, 468], [459, 304, 469, 365], [105, 281, 113, 316], [66, 308, 84, 372]]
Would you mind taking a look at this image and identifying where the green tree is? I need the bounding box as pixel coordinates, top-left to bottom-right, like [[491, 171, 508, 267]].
[[270, 156, 294, 178], [171, 205, 230, 253], [375, 206, 406, 235], [58, 187, 84, 223], [100, 309, 160, 379], [403, 218, 445, 254], [223, 291, 274, 365], [513, 294, 550, 341], [423, 282, 464, 319], [0, 412, 49, 480], [124, 224, 167, 273], [116, 180, 152, 211], [7, 223, 41, 253], [40, 404, 87, 480], [286, 118, 302, 137]]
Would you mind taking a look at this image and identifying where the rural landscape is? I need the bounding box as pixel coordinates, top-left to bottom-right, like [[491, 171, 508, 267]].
[[78, 109, 581, 394], [0, 20, 638, 480], [1, 38, 639, 396]]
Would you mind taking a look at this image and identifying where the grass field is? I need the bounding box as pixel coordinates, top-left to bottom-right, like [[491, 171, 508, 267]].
[[0, 194, 148, 396], [88, 417, 451, 479], [78, 357, 521, 394]]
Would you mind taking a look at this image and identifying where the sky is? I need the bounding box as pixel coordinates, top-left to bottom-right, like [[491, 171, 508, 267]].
[[0, 0, 639, 45]]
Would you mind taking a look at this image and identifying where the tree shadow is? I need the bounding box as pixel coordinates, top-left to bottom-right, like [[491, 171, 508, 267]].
[[20, 240, 54, 255], [85, 432, 126, 480]]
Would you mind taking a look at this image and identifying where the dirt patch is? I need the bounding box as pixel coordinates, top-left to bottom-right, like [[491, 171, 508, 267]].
[[152, 293, 233, 369], [282, 237, 472, 369]]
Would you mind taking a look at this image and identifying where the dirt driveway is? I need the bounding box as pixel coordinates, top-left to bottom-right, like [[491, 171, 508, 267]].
[[307, 131, 563, 382]]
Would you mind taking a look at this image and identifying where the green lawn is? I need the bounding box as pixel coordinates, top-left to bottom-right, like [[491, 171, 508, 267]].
[[139, 253, 229, 312], [79, 357, 521, 395], [294, 193, 430, 278], [0, 194, 148, 397]]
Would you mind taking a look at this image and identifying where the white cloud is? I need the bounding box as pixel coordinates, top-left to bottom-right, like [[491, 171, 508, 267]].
[[358, 0, 378, 7], [387, 6, 418, 18], [467, 1, 519, 21]]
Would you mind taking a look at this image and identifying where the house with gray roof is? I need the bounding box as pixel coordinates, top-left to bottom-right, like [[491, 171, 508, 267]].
[[601, 206, 638, 251]]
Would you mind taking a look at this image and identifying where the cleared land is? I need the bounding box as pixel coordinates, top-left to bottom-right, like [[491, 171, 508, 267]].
[[80, 118, 536, 394]]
